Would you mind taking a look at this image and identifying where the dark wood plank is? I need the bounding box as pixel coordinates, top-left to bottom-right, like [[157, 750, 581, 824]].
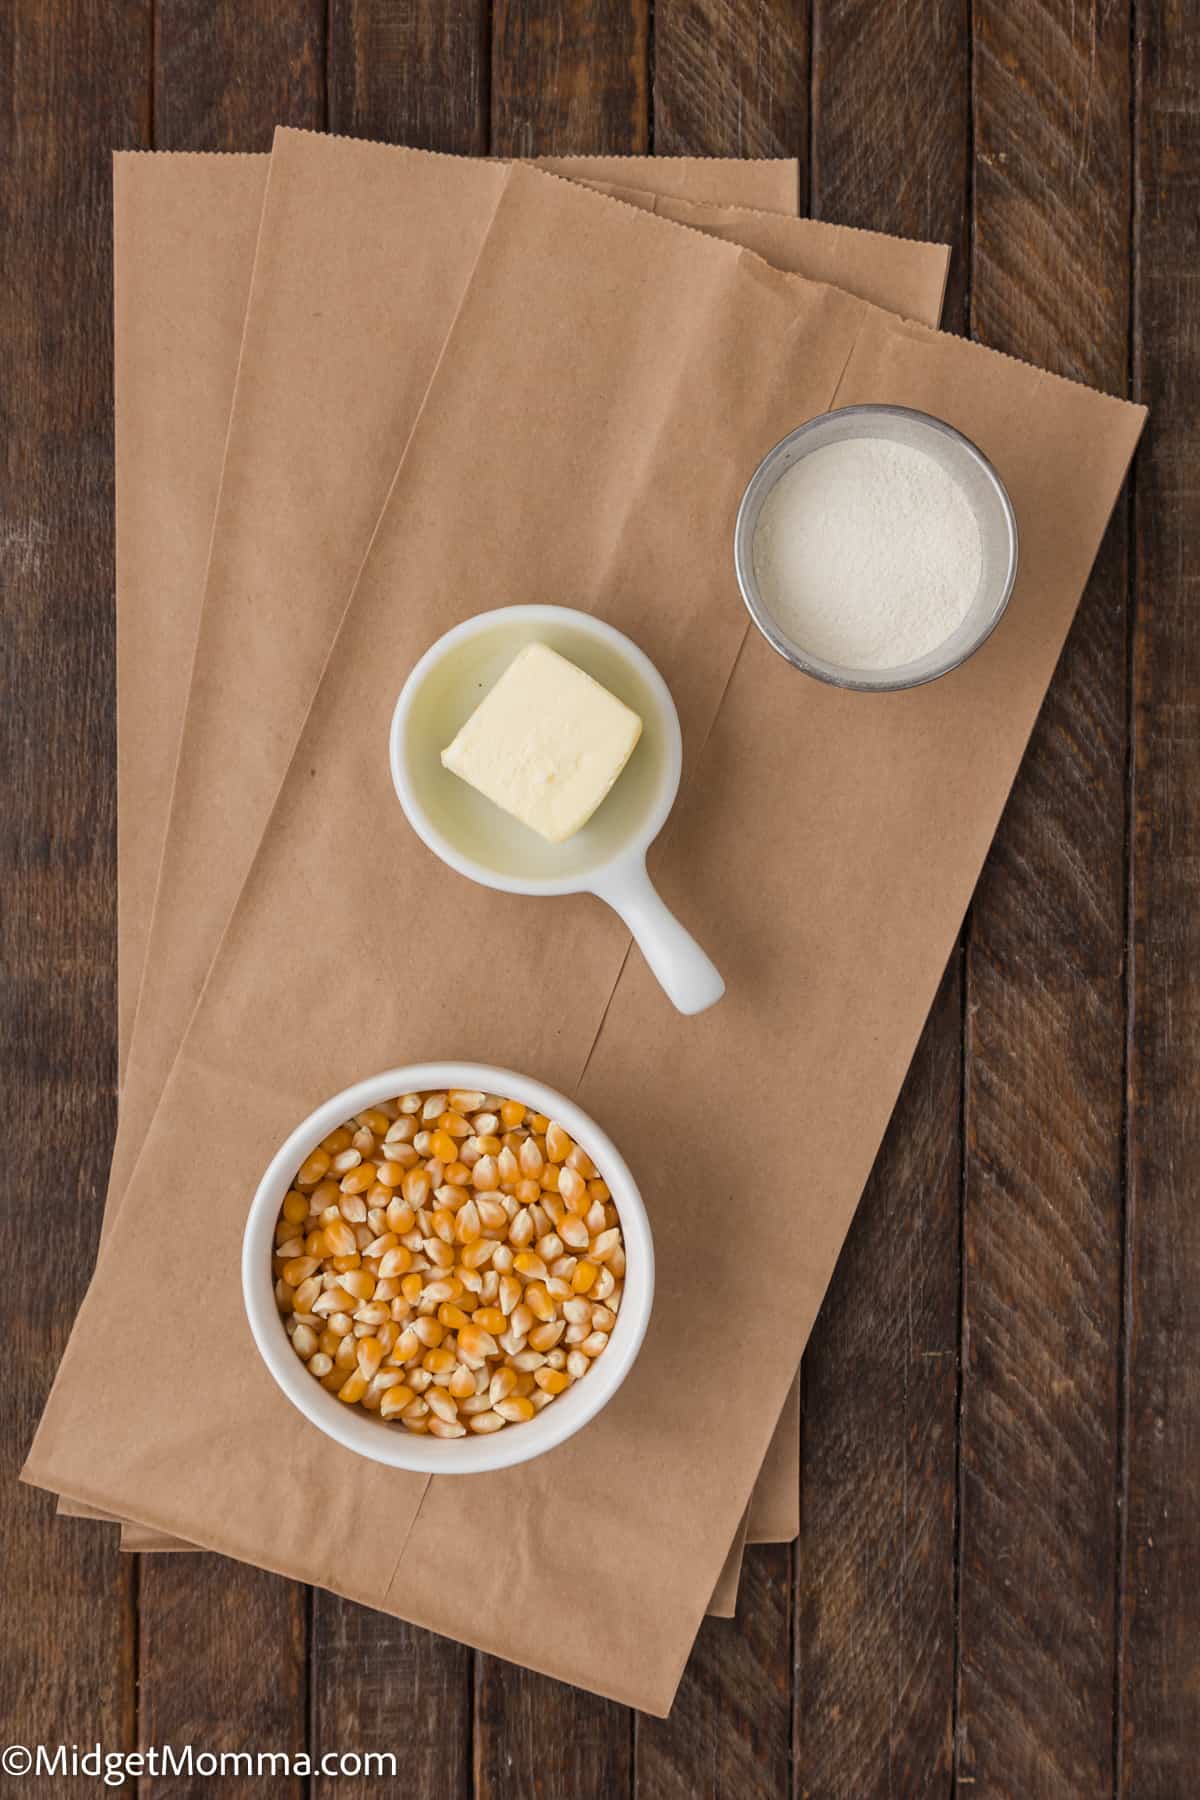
[[311, 1606, 471, 1799], [135, 7, 325, 1793], [470, 7, 653, 1788], [640, 0, 810, 1773], [475, 1666, 632, 1800], [1122, 4, 1200, 1792], [0, 1, 148, 1788], [642, 8, 809, 1791], [304, 6, 487, 1792], [795, 966, 962, 1795], [155, 0, 327, 151], [137, 1566, 306, 1797], [959, 2, 1133, 1791], [637, 1545, 792, 1800], [811, 0, 970, 324], [653, 0, 807, 159], [492, 0, 647, 157], [328, 0, 488, 151], [792, 8, 968, 1793]]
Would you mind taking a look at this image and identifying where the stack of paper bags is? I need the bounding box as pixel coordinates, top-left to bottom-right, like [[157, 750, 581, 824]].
[[25, 128, 1144, 1714]]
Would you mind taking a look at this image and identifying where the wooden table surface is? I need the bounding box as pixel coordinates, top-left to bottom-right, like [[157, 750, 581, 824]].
[[3, 1, 1197, 1794]]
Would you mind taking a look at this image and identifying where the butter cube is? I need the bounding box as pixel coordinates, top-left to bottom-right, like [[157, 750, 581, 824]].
[[441, 642, 643, 844]]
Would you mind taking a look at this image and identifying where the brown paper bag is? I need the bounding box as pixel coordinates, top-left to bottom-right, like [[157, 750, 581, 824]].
[[26, 165, 1142, 1712], [94, 148, 807, 1560], [112, 149, 802, 1086], [92, 135, 948, 1561]]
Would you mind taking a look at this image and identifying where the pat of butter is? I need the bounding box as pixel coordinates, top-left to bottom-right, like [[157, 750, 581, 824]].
[[441, 642, 643, 844]]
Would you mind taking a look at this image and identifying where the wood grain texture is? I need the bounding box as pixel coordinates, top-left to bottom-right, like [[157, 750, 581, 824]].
[[474, 1665, 632, 1799], [300, 7, 489, 1788], [137, 1565, 306, 1798], [637, 1544, 792, 1800], [311, 1607, 471, 1798], [811, 0, 970, 322], [328, 0, 488, 150], [491, 0, 648, 155], [470, 12, 649, 1793], [155, 0, 326, 150], [653, 0, 807, 159], [960, 1, 1133, 1791], [794, 8, 968, 1792], [0, 1, 147, 1788], [795, 965, 962, 1796], [134, 9, 321, 1791], [1123, 2, 1200, 1791]]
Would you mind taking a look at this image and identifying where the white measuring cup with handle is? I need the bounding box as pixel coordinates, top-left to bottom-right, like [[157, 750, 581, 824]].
[[390, 605, 725, 1016]]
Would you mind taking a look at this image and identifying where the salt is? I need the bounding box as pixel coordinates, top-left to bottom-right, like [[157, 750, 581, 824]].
[[751, 436, 983, 670]]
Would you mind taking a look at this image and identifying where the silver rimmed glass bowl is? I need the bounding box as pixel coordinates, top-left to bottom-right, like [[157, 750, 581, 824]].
[[733, 404, 1019, 692]]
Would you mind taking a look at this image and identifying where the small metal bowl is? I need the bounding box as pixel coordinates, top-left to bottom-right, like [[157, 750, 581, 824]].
[[733, 404, 1019, 692]]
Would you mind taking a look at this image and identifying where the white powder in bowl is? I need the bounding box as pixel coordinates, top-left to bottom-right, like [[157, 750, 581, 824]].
[[751, 436, 983, 670]]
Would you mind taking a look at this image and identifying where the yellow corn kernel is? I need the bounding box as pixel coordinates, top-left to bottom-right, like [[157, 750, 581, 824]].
[[422, 1346, 456, 1375], [471, 1154, 499, 1190], [425, 1129, 455, 1164], [402, 1167, 432, 1209], [449, 1364, 477, 1399], [379, 1385, 416, 1420], [488, 1367, 518, 1405], [534, 1367, 570, 1395], [339, 1269, 376, 1301], [529, 1320, 565, 1352], [337, 1372, 368, 1404], [455, 1198, 482, 1245], [528, 1112, 550, 1135], [513, 1251, 548, 1282], [571, 1261, 599, 1295], [545, 1121, 573, 1163], [558, 1166, 587, 1209], [386, 1198, 415, 1235], [296, 1149, 331, 1187], [457, 1323, 499, 1363], [321, 1126, 353, 1155], [591, 1228, 622, 1263], [448, 1089, 487, 1113], [470, 1307, 507, 1336], [320, 1218, 354, 1258], [412, 1316, 445, 1348], [422, 1276, 463, 1305], [495, 1396, 536, 1424], [357, 1337, 384, 1378], [359, 1108, 391, 1136], [443, 1161, 471, 1186], [281, 1191, 309, 1225], [500, 1100, 526, 1128], [282, 1256, 320, 1288], [438, 1303, 471, 1330]]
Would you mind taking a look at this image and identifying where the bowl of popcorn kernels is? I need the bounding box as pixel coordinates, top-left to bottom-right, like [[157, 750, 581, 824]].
[[243, 1064, 654, 1474]]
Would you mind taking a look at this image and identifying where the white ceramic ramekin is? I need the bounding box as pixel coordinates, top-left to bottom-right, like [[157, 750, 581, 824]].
[[243, 1062, 654, 1475], [389, 605, 724, 1016]]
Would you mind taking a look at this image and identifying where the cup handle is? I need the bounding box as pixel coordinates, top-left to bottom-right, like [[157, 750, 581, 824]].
[[592, 858, 725, 1016]]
